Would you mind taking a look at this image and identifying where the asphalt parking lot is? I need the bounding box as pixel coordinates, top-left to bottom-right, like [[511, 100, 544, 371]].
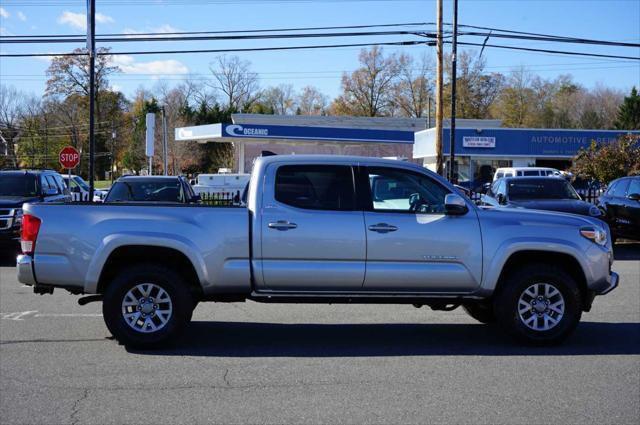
[[1, 245, 639, 425]]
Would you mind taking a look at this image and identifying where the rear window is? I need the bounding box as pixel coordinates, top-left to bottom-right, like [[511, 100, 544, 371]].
[[0, 173, 38, 197], [106, 179, 184, 202], [275, 165, 355, 211]]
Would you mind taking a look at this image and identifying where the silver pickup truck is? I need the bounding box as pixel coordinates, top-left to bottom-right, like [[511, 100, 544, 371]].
[[17, 155, 618, 348]]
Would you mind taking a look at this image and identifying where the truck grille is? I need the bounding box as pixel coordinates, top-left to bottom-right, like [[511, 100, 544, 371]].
[[0, 209, 15, 230]]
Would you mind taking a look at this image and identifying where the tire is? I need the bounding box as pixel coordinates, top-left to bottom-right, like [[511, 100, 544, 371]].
[[494, 264, 582, 345], [102, 263, 193, 349], [462, 303, 496, 324]]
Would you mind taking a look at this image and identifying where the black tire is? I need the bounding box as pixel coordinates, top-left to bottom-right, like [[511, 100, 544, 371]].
[[102, 263, 193, 349], [462, 303, 496, 324], [494, 264, 582, 345]]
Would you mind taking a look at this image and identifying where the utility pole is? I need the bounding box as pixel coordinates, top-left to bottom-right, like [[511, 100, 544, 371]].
[[161, 106, 168, 175], [449, 0, 459, 183], [87, 0, 96, 201], [427, 95, 432, 128], [111, 123, 116, 184], [435, 0, 444, 176]]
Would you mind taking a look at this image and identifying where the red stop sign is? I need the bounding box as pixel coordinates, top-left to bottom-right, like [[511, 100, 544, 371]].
[[59, 146, 80, 169]]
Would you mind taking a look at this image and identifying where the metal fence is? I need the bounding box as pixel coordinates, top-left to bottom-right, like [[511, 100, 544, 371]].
[[199, 190, 242, 206], [467, 186, 603, 206]]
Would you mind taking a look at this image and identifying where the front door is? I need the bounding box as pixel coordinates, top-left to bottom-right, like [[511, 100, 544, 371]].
[[259, 164, 366, 291], [361, 166, 483, 293]]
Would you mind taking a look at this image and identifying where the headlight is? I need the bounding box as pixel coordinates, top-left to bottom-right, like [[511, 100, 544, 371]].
[[588, 205, 602, 217], [13, 208, 23, 226], [580, 226, 607, 245]]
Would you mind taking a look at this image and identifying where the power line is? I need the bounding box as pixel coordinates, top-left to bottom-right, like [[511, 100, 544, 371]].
[[450, 41, 640, 61], [0, 40, 433, 57], [0, 29, 428, 44], [0, 22, 434, 39]]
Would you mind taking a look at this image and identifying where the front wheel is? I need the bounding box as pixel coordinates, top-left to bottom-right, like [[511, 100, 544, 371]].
[[103, 264, 193, 349], [494, 264, 582, 345]]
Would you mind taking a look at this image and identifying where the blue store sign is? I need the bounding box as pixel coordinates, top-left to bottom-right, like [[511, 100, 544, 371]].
[[222, 123, 414, 144], [442, 128, 639, 157]]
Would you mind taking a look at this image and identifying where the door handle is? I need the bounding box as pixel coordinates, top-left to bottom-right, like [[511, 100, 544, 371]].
[[368, 223, 398, 233], [268, 220, 298, 231]]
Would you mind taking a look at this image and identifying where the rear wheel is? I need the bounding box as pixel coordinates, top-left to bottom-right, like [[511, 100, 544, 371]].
[[462, 303, 495, 324], [494, 264, 582, 345], [103, 264, 193, 349]]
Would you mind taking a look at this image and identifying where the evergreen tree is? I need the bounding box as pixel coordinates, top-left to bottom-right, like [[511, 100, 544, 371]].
[[615, 87, 640, 130]]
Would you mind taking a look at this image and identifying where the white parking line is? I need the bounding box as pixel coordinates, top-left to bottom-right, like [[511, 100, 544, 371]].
[[1, 311, 38, 320], [1, 311, 102, 320]]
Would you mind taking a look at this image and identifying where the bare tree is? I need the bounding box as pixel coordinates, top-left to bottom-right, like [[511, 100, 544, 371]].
[[394, 53, 434, 118], [0, 85, 24, 167], [296, 85, 328, 115], [208, 56, 260, 111], [262, 84, 296, 115], [331, 47, 401, 117]]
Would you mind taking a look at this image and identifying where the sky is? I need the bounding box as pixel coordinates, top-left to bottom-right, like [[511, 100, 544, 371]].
[[0, 0, 639, 101]]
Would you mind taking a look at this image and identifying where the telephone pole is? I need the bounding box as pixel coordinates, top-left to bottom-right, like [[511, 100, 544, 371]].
[[449, 0, 459, 183], [87, 0, 96, 201], [435, 0, 444, 176]]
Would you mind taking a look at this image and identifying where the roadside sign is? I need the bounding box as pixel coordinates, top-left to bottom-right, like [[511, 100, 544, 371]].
[[59, 146, 80, 169], [145, 113, 155, 157]]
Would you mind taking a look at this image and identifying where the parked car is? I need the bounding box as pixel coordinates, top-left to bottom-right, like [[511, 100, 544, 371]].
[[493, 167, 563, 181], [481, 177, 603, 218], [17, 155, 617, 348], [1, 169, 71, 247], [104, 176, 200, 204], [62, 174, 108, 202], [597, 176, 640, 242]]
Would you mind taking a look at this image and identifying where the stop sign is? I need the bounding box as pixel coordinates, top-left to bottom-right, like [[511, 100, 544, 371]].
[[59, 146, 80, 169]]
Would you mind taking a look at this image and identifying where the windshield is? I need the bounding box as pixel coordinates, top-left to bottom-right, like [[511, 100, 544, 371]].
[[105, 179, 183, 202], [0, 174, 39, 197], [72, 176, 90, 191], [507, 179, 580, 200]]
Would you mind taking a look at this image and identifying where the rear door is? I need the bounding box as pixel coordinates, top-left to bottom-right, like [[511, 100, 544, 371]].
[[361, 166, 482, 293], [259, 163, 366, 291], [620, 178, 640, 238]]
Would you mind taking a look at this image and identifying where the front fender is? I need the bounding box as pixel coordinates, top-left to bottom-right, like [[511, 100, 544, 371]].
[[479, 237, 589, 296], [83, 231, 208, 293]]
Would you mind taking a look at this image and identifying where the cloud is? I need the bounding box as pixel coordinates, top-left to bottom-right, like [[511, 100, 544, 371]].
[[0, 26, 12, 36], [112, 55, 189, 78], [122, 24, 181, 38], [17, 11, 27, 22], [57, 11, 114, 30], [0, 7, 9, 19]]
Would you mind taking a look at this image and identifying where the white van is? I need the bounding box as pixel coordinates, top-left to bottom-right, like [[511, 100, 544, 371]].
[[63, 174, 108, 202], [493, 167, 562, 181], [192, 173, 250, 197]]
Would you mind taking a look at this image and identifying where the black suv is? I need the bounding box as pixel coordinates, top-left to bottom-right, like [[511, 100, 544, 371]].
[[0, 169, 71, 246], [597, 176, 640, 242]]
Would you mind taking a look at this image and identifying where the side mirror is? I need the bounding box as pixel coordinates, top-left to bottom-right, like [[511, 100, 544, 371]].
[[72, 186, 82, 193], [190, 194, 201, 203], [482, 182, 491, 194], [444, 193, 468, 216], [497, 193, 506, 205], [628, 193, 640, 201]]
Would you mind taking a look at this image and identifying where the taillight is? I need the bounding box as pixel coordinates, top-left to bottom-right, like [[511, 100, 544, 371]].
[[21, 214, 41, 255]]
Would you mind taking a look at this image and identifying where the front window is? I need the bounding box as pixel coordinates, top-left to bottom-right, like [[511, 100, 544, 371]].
[[0, 174, 38, 197], [368, 167, 449, 214], [105, 179, 184, 202], [507, 179, 580, 200], [72, 176, 90, 191]]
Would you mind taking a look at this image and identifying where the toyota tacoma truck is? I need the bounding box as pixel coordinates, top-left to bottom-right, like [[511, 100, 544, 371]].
[[16, 155, 618, 348]]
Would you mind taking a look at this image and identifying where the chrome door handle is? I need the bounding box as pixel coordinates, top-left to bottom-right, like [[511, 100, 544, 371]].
[[368, 223, 398, 233], [268, 220, 298, 231]]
